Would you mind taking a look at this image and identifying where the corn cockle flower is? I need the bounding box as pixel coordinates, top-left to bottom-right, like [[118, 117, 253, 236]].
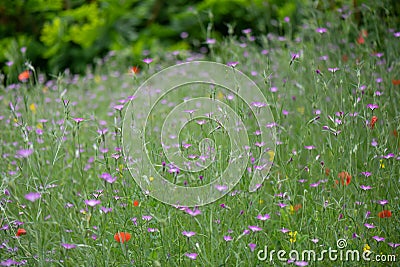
[[24, 192, 41, 202], [182, 231, 196, 237], [367, 104, 379, 111], [85, 199, 101, 207], [185, 253, 198, 260], [61, 243, 76, 249], [143, 58, 153, 64], [248, 225, 262, 232], [17, 149, 34, 158]]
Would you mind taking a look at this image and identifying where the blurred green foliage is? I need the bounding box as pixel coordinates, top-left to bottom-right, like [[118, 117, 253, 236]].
[[0, 0, 306, 79], [0, 0, 399, 81]]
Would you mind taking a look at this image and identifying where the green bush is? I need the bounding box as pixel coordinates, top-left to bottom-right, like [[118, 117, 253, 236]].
[[1, 0, 398, 81]]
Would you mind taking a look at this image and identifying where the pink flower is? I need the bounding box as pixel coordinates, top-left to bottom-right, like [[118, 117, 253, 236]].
[[185, 208, 201, 216], [248, 225, 262, 232], [24, 192, 41, 202], [372, 236, 385, 242], [182, 231, 196, 237], [248, 243, 257, 252], [257, 214, 271, 221], [85, 199, 101, 207], [17, 149, 34, 158], [224, 235, 233, 241], [61, 243, 76, 249], [185, 253, 198, 260], [143, 58, 153, 64], [364, 223, 375, 229]]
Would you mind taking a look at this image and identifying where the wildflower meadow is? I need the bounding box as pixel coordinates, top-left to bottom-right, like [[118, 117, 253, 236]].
[[1, 1, 399, 266]]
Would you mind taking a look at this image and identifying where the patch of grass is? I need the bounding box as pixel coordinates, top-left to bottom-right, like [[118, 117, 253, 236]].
[[1, 2, 399, 266]]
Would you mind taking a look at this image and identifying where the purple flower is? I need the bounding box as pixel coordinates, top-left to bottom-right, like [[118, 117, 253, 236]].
[[24, 192, 41, 202], [72, 118, 84, 123], [251, 102, 267, 108], [142, 215, 153, 221], [224, 235, 233, 241], [185, 208, 201, 216], [364, 223, 375, 229], [371, 139, 378, 147], [367, 104, 379, 111], [182, 231, 196, 237], [377, 199, 388, 205], [248, 243, 257, 252], [372, 236, 385, 242], [97, 128, 108, 135], [227, 61, 239, 67], [17, 149, 33, 158], [99, 173, 117, 184], [295, 261, 309, 266], [256, 214, 271, 221], [316, 27, 327, 33], [328, 67, 339, 73], [277, 202, 288, 208], [100, 206, 112, 213], [206, 38, 216, 44], [360, 185, 372, 190], [215, 185, 228, 192], [185, 253, 198, 260], [85, 199, 101, 207], [242, 28, 252, 34], [304, 145, 315, 150], [180, 32, 188, 39], [0, 259, 18, 266], [388, 243, 400, 248], [382, 153, 395, 159], [113, 104, 124, 111], [280, 227, 290, 233], [365, 211, 371, 219], [361, 172, 372, 177], [248, 225, 262, 232], [61, 243, 76, 249], [143, 58, 153, 64], [311, 238, 319, 243], [147, 228, 158, 232]]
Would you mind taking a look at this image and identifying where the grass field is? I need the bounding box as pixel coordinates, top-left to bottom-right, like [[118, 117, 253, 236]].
[[1, 3, 399, 267]]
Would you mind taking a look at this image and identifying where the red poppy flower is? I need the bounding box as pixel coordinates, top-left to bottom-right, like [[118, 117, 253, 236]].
[[337, 171, 351, 186], [369, 116, 378, 129], [18, 70, 30, 82], [16, 228, 27, 236], [378, 210, 392, 218], [393, 129, 398, 138], [356, 29, 368, 45], [114, 232, 131, 243], [392, 79, 400, 85], [133, 200, 139, 207], [294, 204, 302, 212], [325, 167, 330, 176], [131, 66, 139, 74]]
